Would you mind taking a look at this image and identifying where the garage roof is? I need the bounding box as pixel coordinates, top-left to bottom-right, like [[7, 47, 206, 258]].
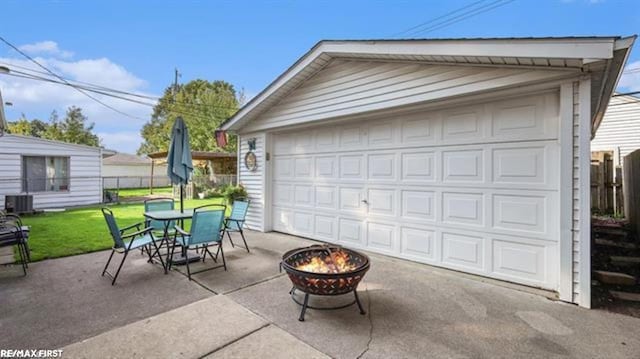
[[220, 36, 636, 135]]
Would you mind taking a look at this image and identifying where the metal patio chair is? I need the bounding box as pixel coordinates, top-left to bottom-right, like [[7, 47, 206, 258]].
[[101, 208, 165, 285], [224, 199, 250, 253], [169, 204, 227, 280], [0, 220, 29, 275], [0, 211, 31, 261]]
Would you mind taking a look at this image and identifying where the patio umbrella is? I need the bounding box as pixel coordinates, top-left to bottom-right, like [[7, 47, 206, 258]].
[[167, 117, 193, 212]]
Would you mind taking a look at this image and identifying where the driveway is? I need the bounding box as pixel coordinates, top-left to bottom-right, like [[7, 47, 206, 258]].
[[2, 231, 640, 358]]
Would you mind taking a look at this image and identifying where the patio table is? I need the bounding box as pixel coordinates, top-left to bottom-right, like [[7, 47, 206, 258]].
[[143, 209, 194, 273]]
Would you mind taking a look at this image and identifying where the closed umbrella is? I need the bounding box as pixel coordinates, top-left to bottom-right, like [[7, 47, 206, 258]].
[[167, 117, 193, 212]]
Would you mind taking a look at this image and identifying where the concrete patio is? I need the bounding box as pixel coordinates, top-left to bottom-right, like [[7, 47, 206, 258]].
[[2, 230, 640, 358]]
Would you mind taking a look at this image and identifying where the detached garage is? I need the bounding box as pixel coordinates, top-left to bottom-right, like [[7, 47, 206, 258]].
[[220, 37, 635, 308]]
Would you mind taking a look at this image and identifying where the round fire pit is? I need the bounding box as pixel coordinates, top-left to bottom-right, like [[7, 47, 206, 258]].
[[281, 244, 370, 321]]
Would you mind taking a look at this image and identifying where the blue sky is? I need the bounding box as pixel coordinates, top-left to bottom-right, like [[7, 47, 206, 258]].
[[1, 0, 639, 153]]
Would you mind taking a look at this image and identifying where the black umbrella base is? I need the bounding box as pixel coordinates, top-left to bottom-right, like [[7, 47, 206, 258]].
[[169, 254, 203, 265]]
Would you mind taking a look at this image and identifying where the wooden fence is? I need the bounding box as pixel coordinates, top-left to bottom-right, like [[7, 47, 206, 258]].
[[623, 149, 640, 235], [591, 151, 623, 215]]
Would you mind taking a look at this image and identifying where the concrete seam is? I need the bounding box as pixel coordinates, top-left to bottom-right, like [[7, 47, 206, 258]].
[[197, 323, 270, 359], [222, 273, 287, 295]]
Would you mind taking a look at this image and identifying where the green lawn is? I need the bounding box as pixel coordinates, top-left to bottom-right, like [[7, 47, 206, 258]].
[[108, 186, 173, 199], [21, 197, 225, 262]]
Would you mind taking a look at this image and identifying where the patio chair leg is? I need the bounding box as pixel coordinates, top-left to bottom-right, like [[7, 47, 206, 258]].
[[16, 243, 27, 276], [238, 228, 249, 253], [219, 243, 227, 271], [226, 230, 235, 248], [102, 249, 116, 276], [205, 246, 217, 263], [185, 249, 191, 280], [299, 293, 310, 322], [111, 251, 129, 285], [150, 239, 166, 272], [168, 242, 177, 271]]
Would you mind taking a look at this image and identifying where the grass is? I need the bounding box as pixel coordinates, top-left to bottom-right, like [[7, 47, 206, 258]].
[[21, 197, 226, 262], [106, 186, 173, 199]]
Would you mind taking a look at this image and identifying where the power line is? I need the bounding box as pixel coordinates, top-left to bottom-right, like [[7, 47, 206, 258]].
[[1, 71, 234, 124], [406, 0, 516, 37], [391, 0, 488, 38], [0, 35, 146, 121], [0, 61, 239, 111]]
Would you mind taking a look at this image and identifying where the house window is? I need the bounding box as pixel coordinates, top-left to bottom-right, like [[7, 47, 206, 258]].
[[22, 156, 70, 192]]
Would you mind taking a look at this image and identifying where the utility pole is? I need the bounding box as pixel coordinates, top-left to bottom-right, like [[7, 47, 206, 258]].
[[172, 68, 181, 102]]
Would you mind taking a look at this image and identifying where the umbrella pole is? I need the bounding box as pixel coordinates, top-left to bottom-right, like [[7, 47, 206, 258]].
[[180, 184, 184, 213]]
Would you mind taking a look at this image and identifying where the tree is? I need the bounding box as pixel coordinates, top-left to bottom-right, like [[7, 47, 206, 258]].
[[6, 115, 33, 136], [138, 79, 239, 155], [6, 107, 101, 147]]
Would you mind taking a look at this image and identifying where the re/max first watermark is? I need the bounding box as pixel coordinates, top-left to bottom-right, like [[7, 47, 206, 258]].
[[0, 349, 63, 358]]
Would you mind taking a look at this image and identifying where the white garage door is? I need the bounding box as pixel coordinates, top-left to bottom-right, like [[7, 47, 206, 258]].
[[271, 92, 560, 290]]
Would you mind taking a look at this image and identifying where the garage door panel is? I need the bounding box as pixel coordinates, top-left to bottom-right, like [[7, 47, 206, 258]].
[[293, 184, 314, 207], [339, 218, 365, 246], [368, 121, 396, 146], [442, 192, 485, 227], [339, 187, 365, 212], [367, 222, 396, 253], [401, 190, 436, 221], [367, 188, 396, 216], [442, 231, 485, 271], [315, 129, 336, 150], [339, 155, 365, 179], [442, 149, 484, 183], [368, 153, 396, 180], [273, 183, 293, 205], [273, 207, 293, 232], [271, 92, 560, 290], [339, 126, 363, 148], [275, 157, 293, 178], [315, 156, 337, 178], [315, 186, 337, 209], [491, 237, 555, 286], [490, 92, 557, 140], [441, 105, 485, 141], [292, 212, 314, 235], [400, 115, 436, 144], [401, 151, 436, 182], [401, 226, 436, 261], [314, 215, 337, 241]]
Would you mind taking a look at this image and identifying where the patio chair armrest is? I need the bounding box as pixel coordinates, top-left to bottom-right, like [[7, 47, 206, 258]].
[[120, 227, 154, 239], [119, 221, 144, 234], [174, 225, 190, 237], [3, 214, 23, 226], [225, 218, 245, 225]]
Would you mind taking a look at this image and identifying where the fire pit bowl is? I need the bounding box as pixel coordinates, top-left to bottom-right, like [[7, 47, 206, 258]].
[[281, 244, 370, 321]]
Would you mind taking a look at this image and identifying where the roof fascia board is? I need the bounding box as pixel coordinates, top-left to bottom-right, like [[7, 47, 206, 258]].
[[321, 39, 615, 60]]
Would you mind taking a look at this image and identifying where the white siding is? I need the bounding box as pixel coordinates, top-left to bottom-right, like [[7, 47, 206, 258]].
[[0, 135, 103, 209], [243, 59, 574, 133], [591, 95, 640, 165], [571, 79, 592, 307], [238, 133, 266, 231]]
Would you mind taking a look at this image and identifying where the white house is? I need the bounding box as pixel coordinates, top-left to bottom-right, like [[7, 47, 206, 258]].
[[0, 134, 104, 209], [592, 94, 640, 167], [221, 37, 635, 308], [102, 152, 169, 189]]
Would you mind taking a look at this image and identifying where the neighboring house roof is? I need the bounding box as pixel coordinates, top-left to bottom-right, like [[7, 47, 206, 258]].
[[102, 152, 152, 166], [147, 151, 237, 161], [220, 36, 636, 135], [0, 134, 102, 152]]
